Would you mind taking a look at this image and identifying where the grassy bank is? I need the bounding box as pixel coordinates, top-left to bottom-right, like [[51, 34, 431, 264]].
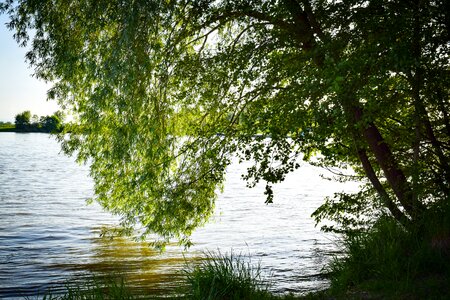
[[0, 124, 63, 133], [0, 126, 61, 133], [0, 124, 15, 132], [324, 206, 450, 299]]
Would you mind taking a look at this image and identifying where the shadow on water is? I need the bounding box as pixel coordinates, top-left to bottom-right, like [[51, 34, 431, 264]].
[[45, 225, 203, 297]]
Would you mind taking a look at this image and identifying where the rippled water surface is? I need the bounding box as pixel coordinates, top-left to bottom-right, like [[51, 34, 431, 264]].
[[0, 133, 356, 298]]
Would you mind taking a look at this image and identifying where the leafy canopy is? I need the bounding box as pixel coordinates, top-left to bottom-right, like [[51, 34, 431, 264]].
[[14, 110, 31, 129], [1, 0, 449, 246]]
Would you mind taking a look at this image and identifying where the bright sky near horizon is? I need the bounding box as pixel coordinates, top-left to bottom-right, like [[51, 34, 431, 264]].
[[0, 14, 59, 122]]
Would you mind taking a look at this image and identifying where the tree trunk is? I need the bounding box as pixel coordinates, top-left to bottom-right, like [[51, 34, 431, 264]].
[[355, 147, 411, 227], [351, 105, 425, 218]]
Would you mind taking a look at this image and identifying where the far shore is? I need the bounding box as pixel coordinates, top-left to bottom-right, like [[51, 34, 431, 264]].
[[0, 125, 61, 133], [0, 127, 54, 133]]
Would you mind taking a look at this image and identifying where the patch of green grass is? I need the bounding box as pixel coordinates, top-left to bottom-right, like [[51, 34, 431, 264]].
[[38, 276, 136, 300], [326, 203, 450, 299], [182, 250, 275, 300]]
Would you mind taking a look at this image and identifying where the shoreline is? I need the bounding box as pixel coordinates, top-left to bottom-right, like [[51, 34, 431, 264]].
[[0, 127, 60, 133]]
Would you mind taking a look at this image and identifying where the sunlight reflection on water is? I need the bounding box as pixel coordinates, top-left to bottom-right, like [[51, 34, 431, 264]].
[[0, 133, 357, 298]]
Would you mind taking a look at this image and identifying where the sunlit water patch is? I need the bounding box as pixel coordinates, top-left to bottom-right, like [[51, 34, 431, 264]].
[[0, 133, 356, 298]]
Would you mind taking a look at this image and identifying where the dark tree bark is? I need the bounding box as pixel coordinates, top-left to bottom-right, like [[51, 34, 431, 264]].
[[356, 147, 411, 226], [352, 105, 425, 217]]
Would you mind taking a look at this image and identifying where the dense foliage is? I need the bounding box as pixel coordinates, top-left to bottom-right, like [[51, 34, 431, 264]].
[[14, 110, 31, 130], [1, 0, 448, 246], [14, 110, 63, 133]]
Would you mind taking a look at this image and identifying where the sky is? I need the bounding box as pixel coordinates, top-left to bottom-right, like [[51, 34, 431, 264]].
[[0, 14, 59, 122]]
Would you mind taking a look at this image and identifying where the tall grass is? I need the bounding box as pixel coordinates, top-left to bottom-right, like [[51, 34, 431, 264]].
[[182, 250, 274, 300], [39, 276, 135, 300], [328, 203, 450, 298]]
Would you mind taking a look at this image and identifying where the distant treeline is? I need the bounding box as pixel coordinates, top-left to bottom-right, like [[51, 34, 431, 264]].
[[0, 110, 64, 133]]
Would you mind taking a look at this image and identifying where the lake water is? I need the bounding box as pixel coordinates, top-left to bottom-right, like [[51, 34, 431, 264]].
[[0, 133, 356, 298]]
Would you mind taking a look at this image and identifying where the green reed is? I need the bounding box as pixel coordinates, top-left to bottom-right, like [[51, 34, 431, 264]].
[[181, 250, 275, 300], [39, 276, 135, 300]]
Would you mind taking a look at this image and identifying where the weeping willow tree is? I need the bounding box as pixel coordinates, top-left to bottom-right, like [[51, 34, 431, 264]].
[[1, 0, 448, 246]]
